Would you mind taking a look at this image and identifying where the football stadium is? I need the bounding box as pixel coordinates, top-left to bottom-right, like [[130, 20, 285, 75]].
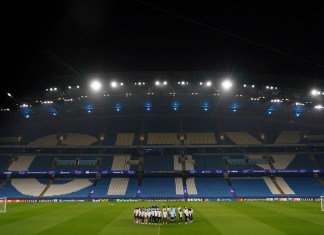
[[0, 72, 323, 234], [2, 1, 324, 234]]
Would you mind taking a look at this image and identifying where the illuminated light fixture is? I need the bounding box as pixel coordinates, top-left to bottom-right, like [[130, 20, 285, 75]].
[[295, 113, 301, 117], [87, 110, 91, 113], [68, 86, 71, 89], [252, 85, 255, 88], [221, 80, 233, 90], [120, 83, 124, 86], [206, 81, 212, 87], [7, 93, 12, 97], [199, 82, 203, 85], [311, 89, 321, 96], [146, 107, 151, 111], [233, 109, 237, 112], [90, 80, 102, 91], [111, 81, 118, 88], [315, 105, 323, 109], [268, 111, 272, 115], [155, 81, 160, 86], [163, 81, 167, 85], [77, 85, 80, 88], [243, 84, 247, 87]]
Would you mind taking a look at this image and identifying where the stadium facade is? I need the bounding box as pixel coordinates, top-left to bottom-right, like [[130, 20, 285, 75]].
[[0, 72, 323, 202]]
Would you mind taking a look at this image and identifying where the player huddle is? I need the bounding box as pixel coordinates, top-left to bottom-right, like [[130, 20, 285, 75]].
[[133, 205, 194, 225]]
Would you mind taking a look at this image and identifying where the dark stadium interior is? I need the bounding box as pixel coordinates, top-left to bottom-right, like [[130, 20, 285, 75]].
[[1, 0, 324, 213]]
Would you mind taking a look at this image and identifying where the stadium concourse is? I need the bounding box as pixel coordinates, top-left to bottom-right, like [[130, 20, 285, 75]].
[[0, 76, 323, 202]]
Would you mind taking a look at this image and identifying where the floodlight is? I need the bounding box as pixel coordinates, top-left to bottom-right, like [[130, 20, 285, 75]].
[[90, 80, 102, 91], [111, 81, 117, 88], [222, 80, 232, 90], [311, 89, 321, 96]]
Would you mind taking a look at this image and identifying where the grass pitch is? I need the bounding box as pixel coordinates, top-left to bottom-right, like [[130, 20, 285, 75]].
[[0, 201, 323, 235]]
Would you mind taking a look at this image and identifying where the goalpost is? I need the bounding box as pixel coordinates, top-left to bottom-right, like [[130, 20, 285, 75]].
[[0, 197, 6, 213], [321, 196, 324, 212]]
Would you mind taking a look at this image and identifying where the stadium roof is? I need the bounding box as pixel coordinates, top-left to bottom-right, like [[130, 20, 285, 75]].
[[2, 1, 324, 107]]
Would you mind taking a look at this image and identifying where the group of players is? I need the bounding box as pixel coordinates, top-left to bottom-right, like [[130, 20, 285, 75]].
[[133, 205, 194, 225]]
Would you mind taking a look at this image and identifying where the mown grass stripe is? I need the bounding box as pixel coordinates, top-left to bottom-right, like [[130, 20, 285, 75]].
[[0, 203, 101, 235], [198, 202, 286, 235], [234, 202, 324, 235]]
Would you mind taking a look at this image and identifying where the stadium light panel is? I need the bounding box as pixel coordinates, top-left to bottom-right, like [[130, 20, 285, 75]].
[[311, 89, 321, 96], [90, 80, 102, 91], [221, 80, 233, 90], [111, 81, 118, 88]]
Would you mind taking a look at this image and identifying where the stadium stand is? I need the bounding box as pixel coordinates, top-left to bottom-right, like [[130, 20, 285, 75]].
[[61, 133, 97, 145], [186, 177, 198, 195], [225, 132, 261, 145], [231, 178, 274, 197], [111, 156, 131, 170], [43, 179, 93, 197], [141, 177, 179, 198], [115, 133, 134, 146], [147, 133, 180, 145], [184, 132, 217, 145], [284, 177, 324, 196], [108, 178, 130, 196], [143, 155, 174, 171], [194, 177, 232, 197], [8, 156, 35, 171]]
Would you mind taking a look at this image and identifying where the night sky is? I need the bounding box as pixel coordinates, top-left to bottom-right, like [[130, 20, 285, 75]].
[[3, 0, 324, 98]]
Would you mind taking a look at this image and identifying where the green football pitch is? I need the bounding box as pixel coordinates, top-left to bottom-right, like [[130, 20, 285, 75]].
[[0, 201, 323, 235]]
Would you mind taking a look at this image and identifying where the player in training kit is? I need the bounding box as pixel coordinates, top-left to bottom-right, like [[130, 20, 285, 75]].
[[178, 206, 183, 223], [162, 207, 168, 224]]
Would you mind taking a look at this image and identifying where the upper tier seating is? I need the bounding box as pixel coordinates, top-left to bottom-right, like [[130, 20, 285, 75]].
[[184, 132, 217, 145], [147, 133, 180, 145], [275, 131, 301, 144], [231, 178, 274, 197], [61, 133, 98, 145], [115, 133, 134, 146], [225, 132, 261, 145], [28, 134, 58, 146]]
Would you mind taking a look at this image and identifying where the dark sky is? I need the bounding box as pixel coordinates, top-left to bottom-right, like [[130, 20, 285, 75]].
[[3, 0, 324, 97]]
